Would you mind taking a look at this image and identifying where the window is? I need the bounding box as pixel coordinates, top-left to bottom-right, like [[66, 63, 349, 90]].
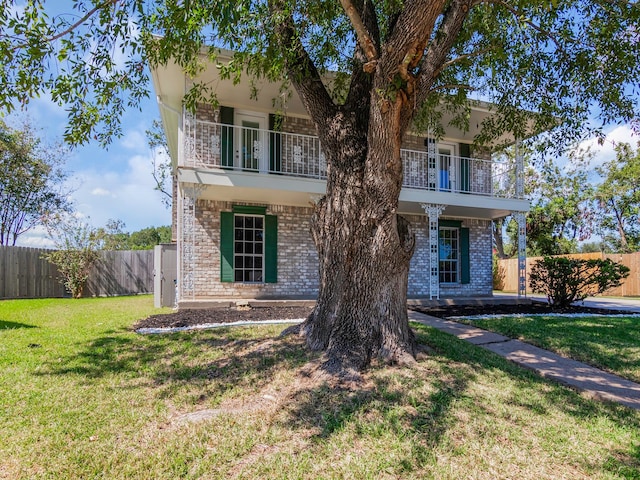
[[438, 221, 470, 285], [234, 215, 264, 282], [220, 206, 277, 284], [439, 227, 459, 283]]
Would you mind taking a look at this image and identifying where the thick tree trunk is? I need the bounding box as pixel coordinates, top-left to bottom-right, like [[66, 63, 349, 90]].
[[273, 0, 473, 377], [288, 96, 417, 377]]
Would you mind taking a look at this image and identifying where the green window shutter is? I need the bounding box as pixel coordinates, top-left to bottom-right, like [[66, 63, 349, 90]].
[[459, 143, 471, 192], [460, 227, 470, 284], [220, 211, 234, 282], [220, 106, 234, 168], [269, 114, 282, 172], [264, 214, 278, 283]]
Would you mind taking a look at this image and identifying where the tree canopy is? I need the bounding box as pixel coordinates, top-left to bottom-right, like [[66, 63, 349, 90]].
[[0, 0, 638, 148]]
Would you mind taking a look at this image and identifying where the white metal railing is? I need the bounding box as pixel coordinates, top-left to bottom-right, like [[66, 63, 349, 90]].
[[183, 118, 522, 198]]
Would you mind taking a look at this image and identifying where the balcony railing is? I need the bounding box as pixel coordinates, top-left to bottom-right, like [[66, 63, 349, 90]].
[[183, 118, 521, 199]]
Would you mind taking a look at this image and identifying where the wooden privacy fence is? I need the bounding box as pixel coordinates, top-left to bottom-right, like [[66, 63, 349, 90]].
[[497, 252, 640, 297], [0, 246, 154, 299]]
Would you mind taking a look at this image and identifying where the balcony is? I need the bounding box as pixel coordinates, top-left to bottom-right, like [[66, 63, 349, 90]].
[[182, 119, 521, 200]]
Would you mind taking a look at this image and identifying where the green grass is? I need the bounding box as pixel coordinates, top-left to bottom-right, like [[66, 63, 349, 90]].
[[457, 313, 640, 382], [1, 296, 640, 479]]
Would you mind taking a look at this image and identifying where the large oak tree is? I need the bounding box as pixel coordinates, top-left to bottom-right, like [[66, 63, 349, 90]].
[[1, 0, 638, 376]]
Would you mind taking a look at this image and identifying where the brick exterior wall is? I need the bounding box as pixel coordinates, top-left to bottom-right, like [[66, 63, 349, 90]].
[[180, 107, 495, 299], [187, 199, 492, 299], [191, 200, 319, 299], [406, 215, 493, 298]]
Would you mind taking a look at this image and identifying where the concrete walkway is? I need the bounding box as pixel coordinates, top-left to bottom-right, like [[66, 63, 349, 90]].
[[408, 310, 640, 411]]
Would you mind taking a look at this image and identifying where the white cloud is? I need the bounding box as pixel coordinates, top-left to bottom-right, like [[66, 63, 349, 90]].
[[69, 150, 171, 232], [121, 129, 148, 151], [578, 125, 638, 168], [91, 188, 114, 197], [15, 225, 55, 249]]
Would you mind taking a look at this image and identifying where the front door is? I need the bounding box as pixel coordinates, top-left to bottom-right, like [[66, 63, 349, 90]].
[[235, 112, 267, 172], [437, 143, 457, 191]]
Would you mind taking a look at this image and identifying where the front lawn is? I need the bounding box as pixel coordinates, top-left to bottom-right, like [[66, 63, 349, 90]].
[[1, 296, 639, 479], [456, 313, 640, 383]]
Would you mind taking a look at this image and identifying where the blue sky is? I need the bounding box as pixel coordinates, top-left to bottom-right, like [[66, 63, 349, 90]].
[[12, 90, 171, 248]]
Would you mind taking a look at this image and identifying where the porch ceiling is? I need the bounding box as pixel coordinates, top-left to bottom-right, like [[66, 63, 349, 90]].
[[178, 168, 528, 220]]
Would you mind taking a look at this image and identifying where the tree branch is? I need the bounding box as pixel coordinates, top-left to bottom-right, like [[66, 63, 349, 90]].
[[345, 0, 379, 112], [412, 0, 473, 126], [436, 46, 495, 75], [11, 0, 119, 51], [269, 0, 337, 132], [430, 83, 476, 93], [339, 0, 378, 62], [475, 0, 565, 52]]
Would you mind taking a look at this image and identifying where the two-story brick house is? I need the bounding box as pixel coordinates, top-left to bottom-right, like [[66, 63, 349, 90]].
[[150, 50, 529, 308]]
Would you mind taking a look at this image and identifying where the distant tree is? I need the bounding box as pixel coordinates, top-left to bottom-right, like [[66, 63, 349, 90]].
[[128, 226, 160, 249], [99, 219, 129, 250], [43, 215, 105, 299], [578, 242, 603, 254], [156, 225, 172, 244], [526, 154, 594, 256], [492, 147, 594, 258], [100, 221, 173, 250], [594, 142, 640, 253], [0, 119, 72, 245], [146, 120, 172, 209]]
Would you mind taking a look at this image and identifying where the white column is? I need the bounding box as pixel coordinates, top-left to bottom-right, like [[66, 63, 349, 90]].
[[513, 211, 527, 298], [183, 109, 196, 168], [515, 137, 524, 199], [421, 203, 445, 300], [427, 138, 437, 190], [179, 184, 205, 302]]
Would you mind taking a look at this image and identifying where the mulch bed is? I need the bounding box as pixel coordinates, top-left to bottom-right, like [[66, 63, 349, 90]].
[[134, 306, 314, 330], [412, 302, 632, 319], [134, 301, 630, 331]]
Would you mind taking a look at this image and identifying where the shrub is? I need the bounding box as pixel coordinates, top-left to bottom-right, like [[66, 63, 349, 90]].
[[529, 256, 630, 308], [43, 215, 104, 299]]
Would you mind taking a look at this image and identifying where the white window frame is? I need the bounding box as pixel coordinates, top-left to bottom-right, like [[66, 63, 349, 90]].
[[438, 226, 460, 284], [233, 213, 265, 284]]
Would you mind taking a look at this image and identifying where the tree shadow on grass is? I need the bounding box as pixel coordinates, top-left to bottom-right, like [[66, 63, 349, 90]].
[[35, 322, 640, 476], [37, 326, 316, 403], [0, 320, 36, 329], [411, 323, 640, 476], [276, 323, 639, 476]]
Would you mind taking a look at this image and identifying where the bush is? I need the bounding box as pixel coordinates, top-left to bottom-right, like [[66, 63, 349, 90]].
[[43, 215, 104, 299], [529, 256, 630, 308]]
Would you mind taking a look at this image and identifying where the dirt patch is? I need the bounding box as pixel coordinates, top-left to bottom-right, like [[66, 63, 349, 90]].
[[134, 306, 313, 330]]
